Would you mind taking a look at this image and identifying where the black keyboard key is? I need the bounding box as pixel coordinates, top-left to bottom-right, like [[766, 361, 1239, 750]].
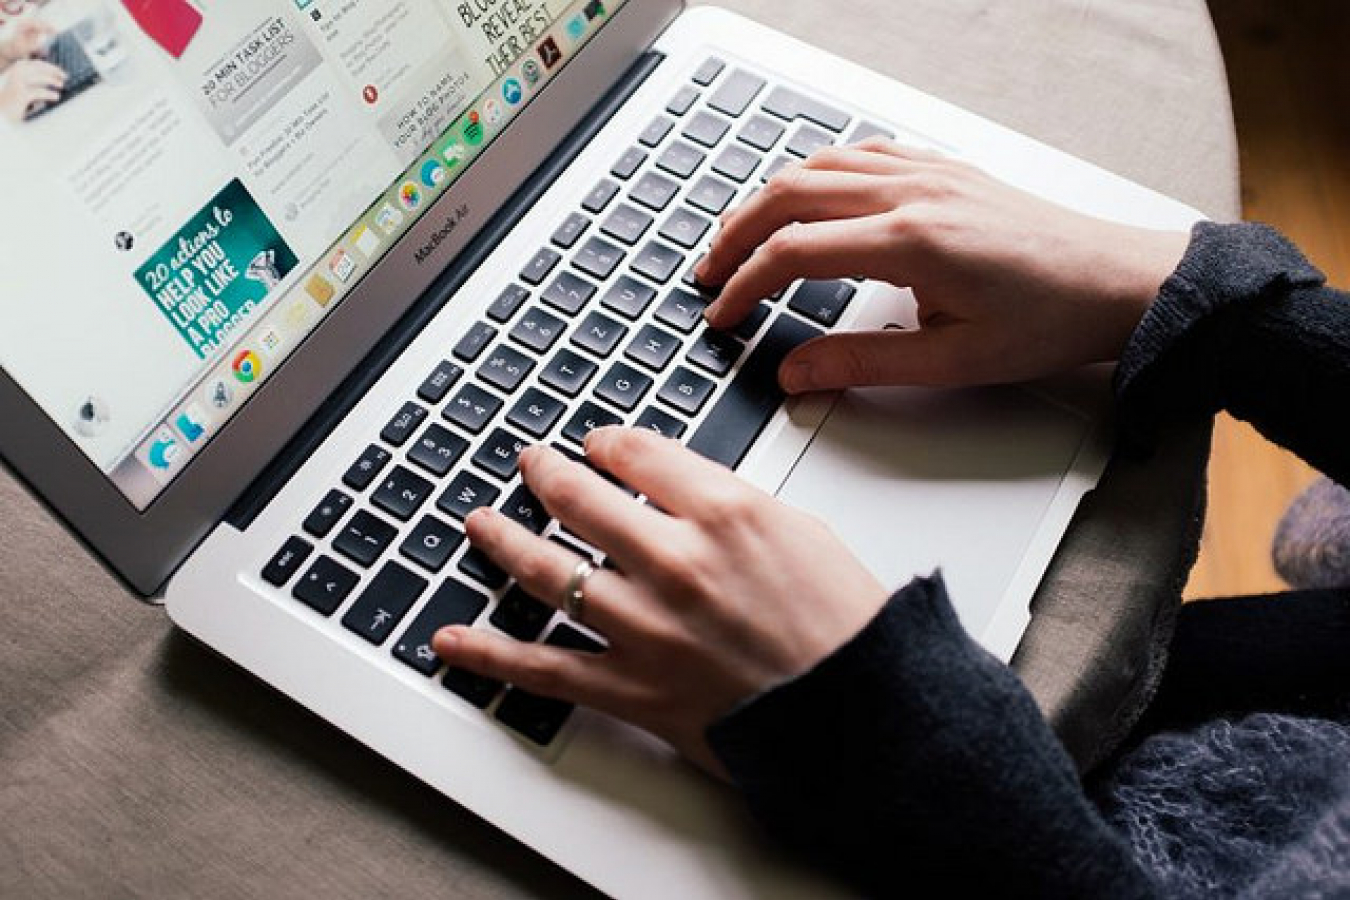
[[666, 85, 699, 116], [539, 347, 598, 397], [453, 321, 498, 363], [333, 509, 399, 568], [849, 121, 897, 143], [443, 383, 502, 434], [263, 536, 313, 587], [658, 366, 716, 416], [600, 275, 658, 320], [624, 324, 681, 372], [479, 344, 536, 394], [788, 279, 857, 327], [687, 328, 744, 377], [594, 362, 653, 412], [302, 490, 353, 540], [656, 141, 705, 180], [634, 406, 687, 439], [708, 69, 765, 118], [629, 171, 680, 212], [687, 315, 823, 469], [500, 484, 550, 535], [654, 288, 709, 334], [760, 85, 851, 132], [509, 306, 567, 354], [372, 465, 434, 521], [407, 423, 469, 477], [443, 667, 502, 708], [738, 114, 786, 152], [561, 401, 622, 445], [659, 207, 713, 250], [490, 585, 554, 641], [733, 302, 772, 341], [506, 387, 566, 438], [611, 146, 648, 181], [691, 57, 726, 87], [573, 236, 625, 281], [682, 110, 731, 148], [458, 547, 509, 590], [687, 176, 737, 216], [601, 203, 654, 246], [380, 402, 428, 448], [713, 144, 760, 183], [550, 212, 591, 250], [341, 560, 427, 646], [496, 625, 605, 745], [343, 444, 392, 491], [639, 115, 674, 147], [541, 270, 598, 317], [785, 123, 833, 159], [437, 470, 501, 521], [293, 555, 360, 616], [399, 515, 465, 573], [473, 427, 530, 481], [571, 310, 628, 357], [486, 284, 531, 323], [417, 360, 464, 403], [395, 580, 490, 675], [581, 178, 620, 214], [520, 247, 562, 286], [631, 241, 685, 285]]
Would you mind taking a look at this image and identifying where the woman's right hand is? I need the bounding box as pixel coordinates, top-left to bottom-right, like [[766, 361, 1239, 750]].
[[697, 139, 1191, 394], [0, 58, 64, 122]]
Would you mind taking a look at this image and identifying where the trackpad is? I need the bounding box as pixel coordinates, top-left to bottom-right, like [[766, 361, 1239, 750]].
[[776, 384, 1093, 642]]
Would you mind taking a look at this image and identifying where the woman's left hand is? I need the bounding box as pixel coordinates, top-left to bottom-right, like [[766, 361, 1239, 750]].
[[432, 427, 888, 775]]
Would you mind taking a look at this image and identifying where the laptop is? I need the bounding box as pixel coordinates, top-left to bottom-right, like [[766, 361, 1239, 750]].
[[0, 1, 1203, 896]]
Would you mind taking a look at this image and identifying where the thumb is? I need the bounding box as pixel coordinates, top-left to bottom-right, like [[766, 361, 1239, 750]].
[[778, 328, 960, 393]]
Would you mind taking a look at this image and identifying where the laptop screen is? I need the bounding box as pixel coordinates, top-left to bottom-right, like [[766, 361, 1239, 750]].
[[0, 0, 623, 510]]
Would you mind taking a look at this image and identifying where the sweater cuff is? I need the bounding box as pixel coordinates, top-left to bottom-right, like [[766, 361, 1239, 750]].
[[1112, 222, 1324, 448], [707, 572, 1001, 782]]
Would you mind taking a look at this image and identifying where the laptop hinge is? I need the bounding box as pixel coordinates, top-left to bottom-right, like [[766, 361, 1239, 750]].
[[225, 50, 667, 531]]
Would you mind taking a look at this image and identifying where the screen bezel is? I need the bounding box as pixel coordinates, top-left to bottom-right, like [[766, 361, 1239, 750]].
[[0, 0, 683, 596]]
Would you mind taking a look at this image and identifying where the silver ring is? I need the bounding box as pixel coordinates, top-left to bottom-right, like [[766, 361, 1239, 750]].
[[562, 559, 596, 623]]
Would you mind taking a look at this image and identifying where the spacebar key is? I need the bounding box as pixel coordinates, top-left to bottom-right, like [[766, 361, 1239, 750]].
[[687, 315, 822, 470]]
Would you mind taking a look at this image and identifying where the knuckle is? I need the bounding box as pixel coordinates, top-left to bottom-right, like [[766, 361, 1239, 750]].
[[604, 426, 653, 472], [513, 543, 556, 585], [541, 466, 589, 521], [763, 222, 807, 265]]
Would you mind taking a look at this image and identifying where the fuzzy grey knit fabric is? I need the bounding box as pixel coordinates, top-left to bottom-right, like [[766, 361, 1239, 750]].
[[1098, 714, 1350, 899], [1274, 478, 1350, 589]]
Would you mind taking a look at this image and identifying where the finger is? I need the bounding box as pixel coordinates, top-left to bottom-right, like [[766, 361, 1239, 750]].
[[516, 444, 682, 570], [583, 426, 758, 520], [464, 506, 632, 637], [432, 625, 623, 711], [778, 328, 971, 392], [847, 135, 950, 164], [705, 213, 905, 328], [698, 167, 902, 288]]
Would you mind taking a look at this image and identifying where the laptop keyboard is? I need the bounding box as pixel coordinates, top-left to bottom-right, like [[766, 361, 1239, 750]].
[[259, 57, 896, 749]]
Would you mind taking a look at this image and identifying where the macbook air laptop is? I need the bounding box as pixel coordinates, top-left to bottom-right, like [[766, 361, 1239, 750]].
[[0, 1, 1203, 897]]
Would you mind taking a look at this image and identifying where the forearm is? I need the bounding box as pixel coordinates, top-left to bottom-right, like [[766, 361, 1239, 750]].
[[1115, 222, 1350, 485], [708, 576, 1155, 897]]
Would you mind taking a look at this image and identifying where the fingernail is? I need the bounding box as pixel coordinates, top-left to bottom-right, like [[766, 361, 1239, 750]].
[[703, 302, 722, 325], [781, 360, 812, 394], [694, 256, 710, 278]]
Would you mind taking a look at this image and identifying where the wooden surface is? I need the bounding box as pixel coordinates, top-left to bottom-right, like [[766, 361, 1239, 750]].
[[1185, 0, 1350, 599]]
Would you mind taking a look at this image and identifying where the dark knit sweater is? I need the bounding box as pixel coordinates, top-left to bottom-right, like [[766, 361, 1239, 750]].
[[708, 223, 1350, 898]]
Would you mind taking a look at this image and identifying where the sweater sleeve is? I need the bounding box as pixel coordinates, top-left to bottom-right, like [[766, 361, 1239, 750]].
[[707, 575, 1157, 898], [1114, 221, 1348, 484]]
